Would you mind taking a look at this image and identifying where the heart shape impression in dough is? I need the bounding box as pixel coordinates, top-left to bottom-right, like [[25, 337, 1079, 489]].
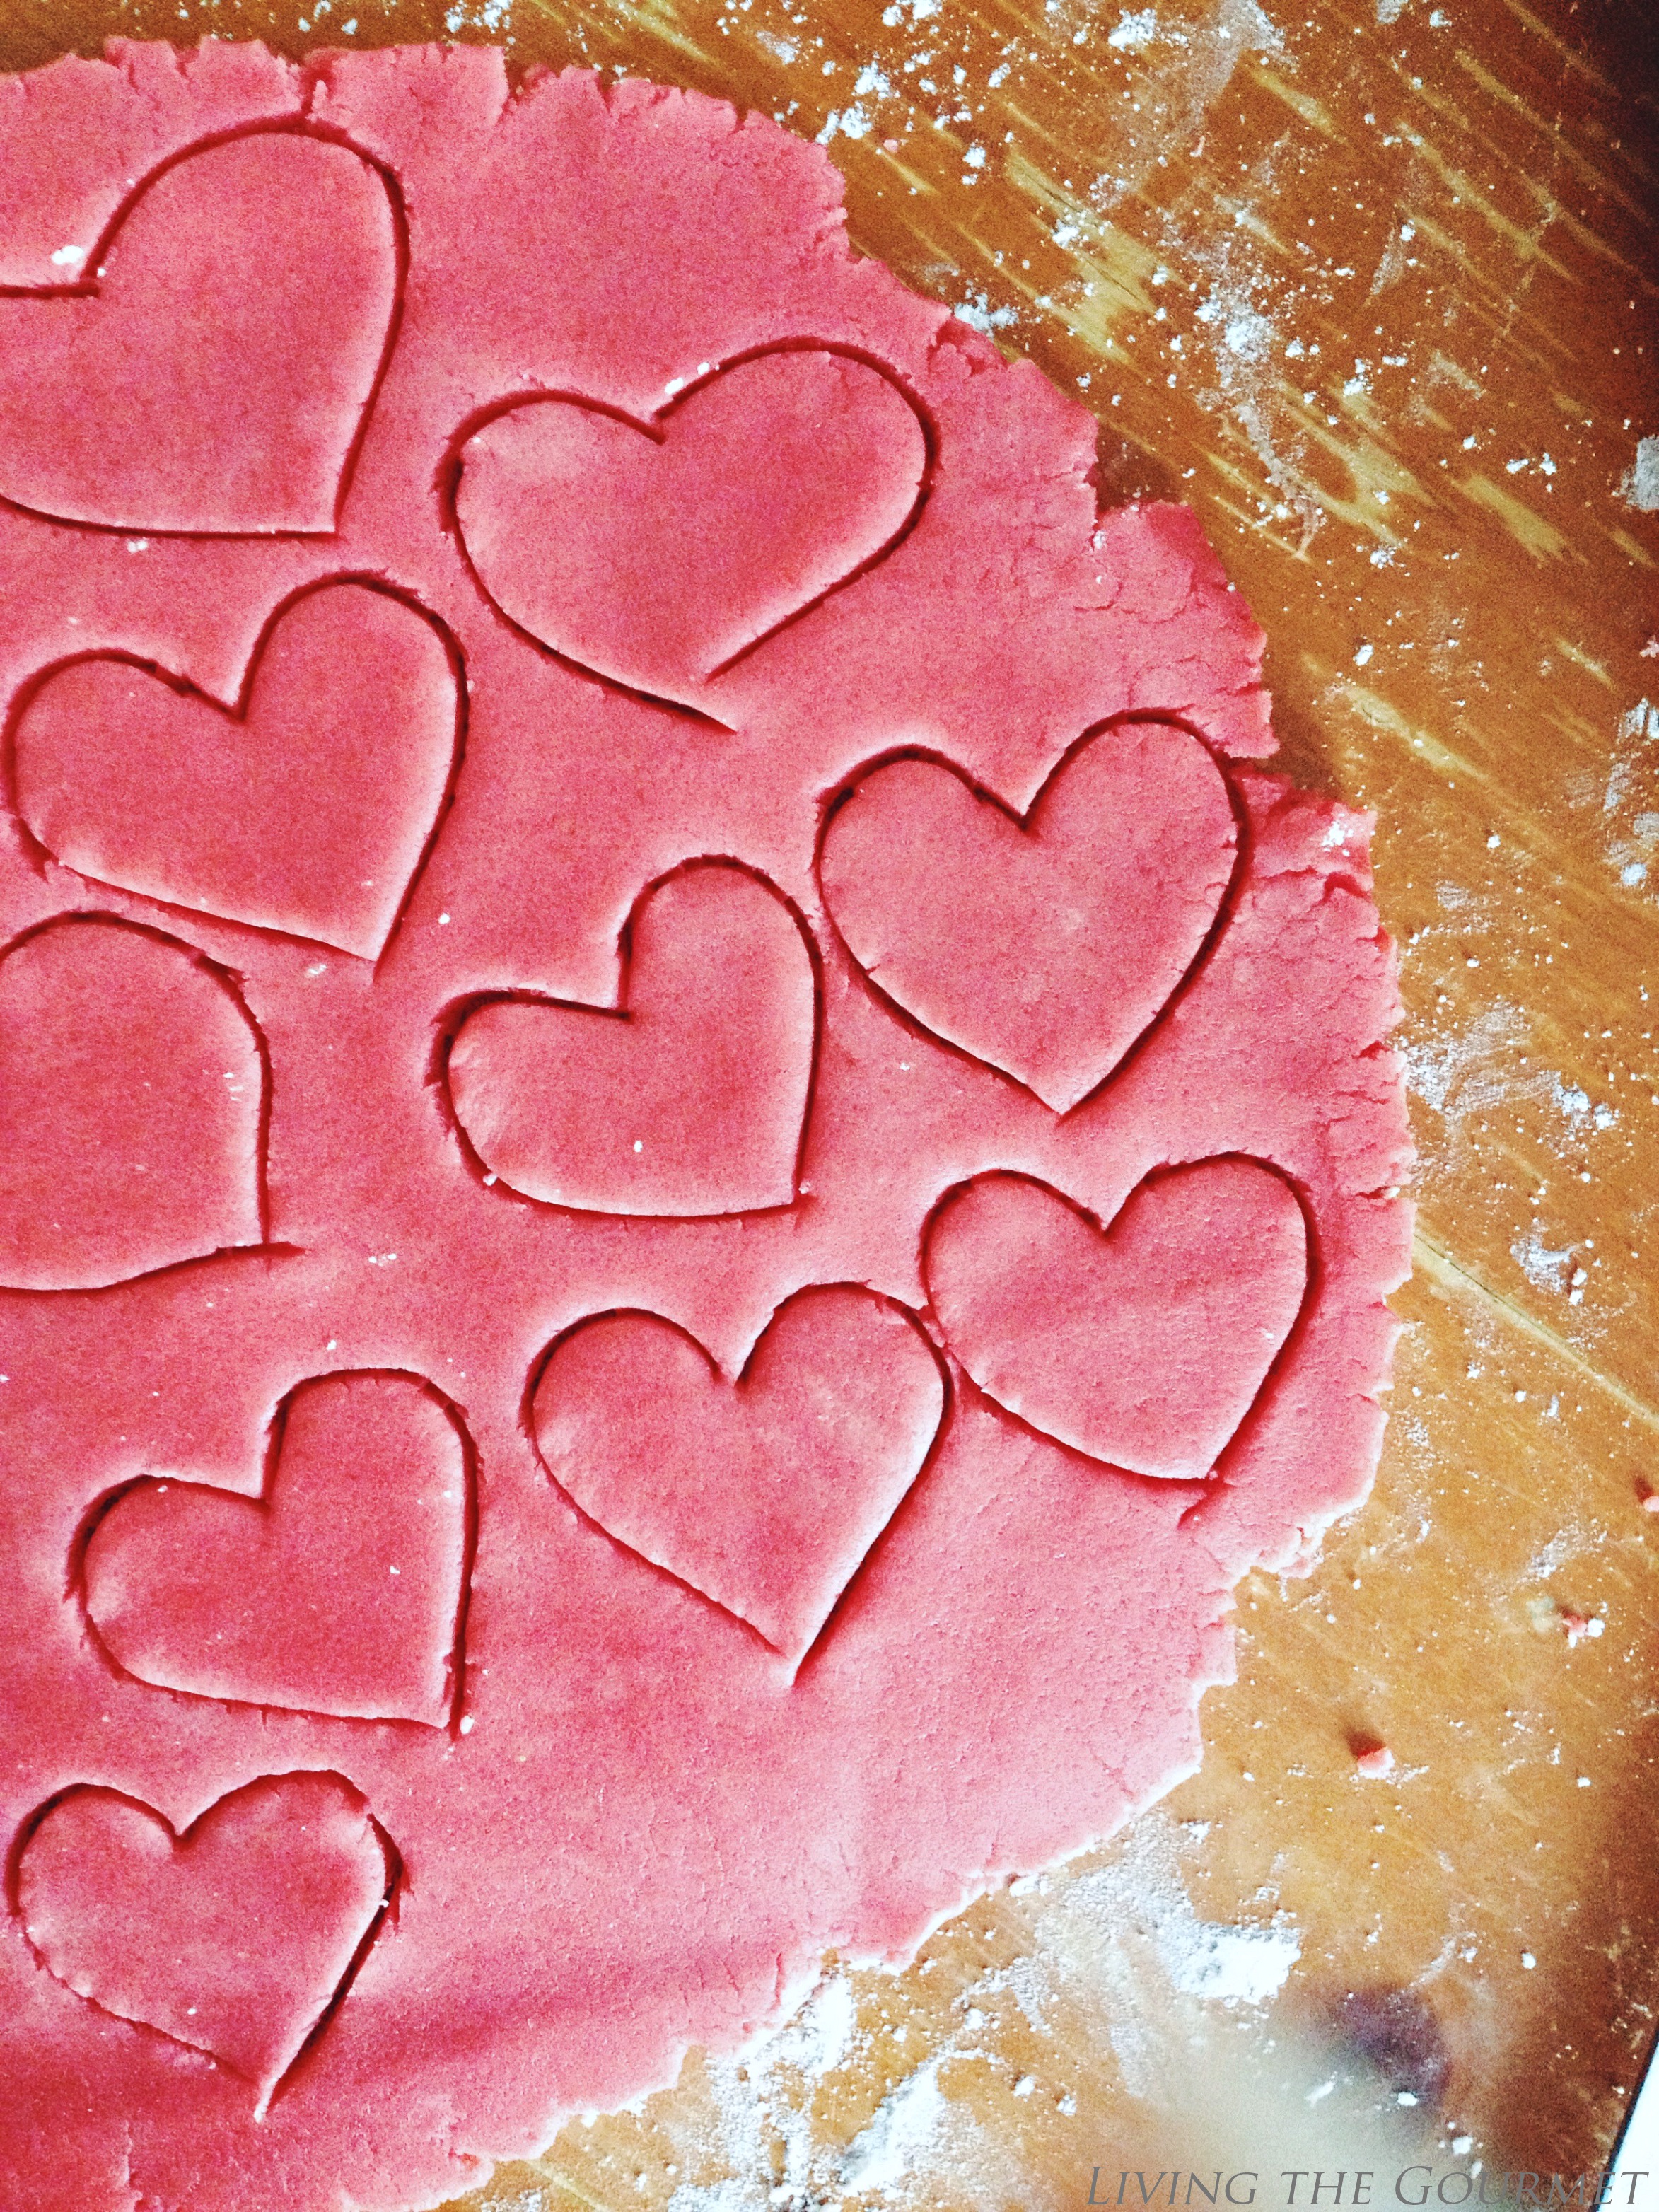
[[17, 1773, 393, 2102], [0, 915, 264, 1291], [926, 1160, 1308, 1479], [444, 861, 817, 1216], [453, 349, 928, 706], [820, 723, 1238, 1112], [81, 1371, 470, 1727], [531, 1285, 945, 1663], [14, 582, 460, 959], [0, 133, 397, 533]]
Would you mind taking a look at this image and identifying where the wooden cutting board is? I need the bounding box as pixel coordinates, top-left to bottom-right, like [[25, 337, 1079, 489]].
[[3, 0, 1654, 2196]]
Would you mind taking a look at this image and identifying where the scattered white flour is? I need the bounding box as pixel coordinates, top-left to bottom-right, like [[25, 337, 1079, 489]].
[[1216, 300, 1274, 362], [588, 1783, 1479, 2206], [443, 0, 511, 34], [817, 103, 874, 142], [768, 1973, 859, 2080], [955, 292, 1020, 332], [1081, 0, 1282, 225], [1166, 1916, 1303, 2001], [1402, 1002, 1529, 1117], [1511, 1227, 1576, 1296], [658, 1971, 866, 2211], [663, 1970, 1029, 2211], [650, 1813, 1325, 2207], [1010, 1817, 1300, 2100], [1165, 51, 1355, 559], [1520, 1523, 1606, 1586], [1620, 436, 1659, 513], [1401, 1002, 1617, 1193], [1597, 699, 1659, 892], [838, 2057, 949, 2193], [1107, 8, 1160, 47], [1523, 1530, 1576, 1582], [1047, 1831, 1300, 2009]]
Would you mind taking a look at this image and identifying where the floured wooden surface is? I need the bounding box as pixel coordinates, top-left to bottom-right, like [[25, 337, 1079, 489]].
[[3, 0, 1655, 2198]]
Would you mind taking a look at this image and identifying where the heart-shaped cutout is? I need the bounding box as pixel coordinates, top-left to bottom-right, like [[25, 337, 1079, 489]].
[[0, 132, 399, 533], [926, 1160, 1308, 1478], [453, 349, 928, 708], [14, 582, 462, 958], [532, 1285, 945, 1662], [17, 1773, 395, 2104], [444, 861, 817, 1216], [0, 915, 265, 1291], [820, 723, 1239, 1112], [81, 1371, 471, 1727]]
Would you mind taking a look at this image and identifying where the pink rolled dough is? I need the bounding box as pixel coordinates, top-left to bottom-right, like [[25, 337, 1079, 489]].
[[0, 40, 1411, 2212]]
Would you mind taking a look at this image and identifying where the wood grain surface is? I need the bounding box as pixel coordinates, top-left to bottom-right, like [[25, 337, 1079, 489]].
[[3, 0, 1655, 2201]]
